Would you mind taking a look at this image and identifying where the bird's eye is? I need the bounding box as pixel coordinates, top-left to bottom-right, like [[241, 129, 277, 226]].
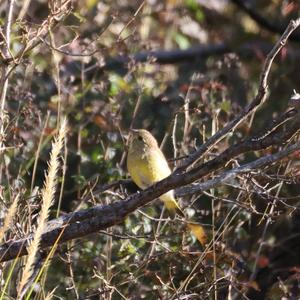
[[137, 136, 143, 141]]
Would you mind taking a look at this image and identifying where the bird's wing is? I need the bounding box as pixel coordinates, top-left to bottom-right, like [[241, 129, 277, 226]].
[[127, 148, 172, 189], [147, 148, 172, 182], [128, 158, 153, 189]]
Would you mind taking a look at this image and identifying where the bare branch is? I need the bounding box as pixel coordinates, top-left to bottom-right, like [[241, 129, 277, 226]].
[[176, 18, 300, 172], [0, 0, 15, 170], [231, 0, 300, 42], [0, 108, 300, 262], [177, 140, 300, 197]]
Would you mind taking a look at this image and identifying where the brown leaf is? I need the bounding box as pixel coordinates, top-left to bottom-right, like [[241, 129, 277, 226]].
[[93, 115, 113, 131]]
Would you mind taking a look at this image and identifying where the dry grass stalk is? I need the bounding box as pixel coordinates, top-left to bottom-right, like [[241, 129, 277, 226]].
[[0, 193, 19, 242], [17, 118, 67, 297], [44, 287, 57, 300]]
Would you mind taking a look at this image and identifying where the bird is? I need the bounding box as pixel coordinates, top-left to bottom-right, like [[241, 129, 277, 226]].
[[127, 129, 184, 218]]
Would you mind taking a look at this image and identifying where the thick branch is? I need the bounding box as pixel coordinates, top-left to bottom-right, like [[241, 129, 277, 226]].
[[1, 111, 300, 262], [231, 0, 300, 42], [177, 140, 300, 197], [105, 44, 229, 68]]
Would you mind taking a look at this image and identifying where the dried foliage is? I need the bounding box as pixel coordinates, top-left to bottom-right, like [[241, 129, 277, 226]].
[[0, 1, 300, 300]]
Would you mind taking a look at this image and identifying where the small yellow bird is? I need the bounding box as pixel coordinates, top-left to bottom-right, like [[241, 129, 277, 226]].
[[127, 129, 184, 218], [127, 129, 207, 246]]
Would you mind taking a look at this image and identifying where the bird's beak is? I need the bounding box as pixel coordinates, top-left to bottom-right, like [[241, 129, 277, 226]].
[[130, 128, 139, 133], [129, 129, 139, 136]]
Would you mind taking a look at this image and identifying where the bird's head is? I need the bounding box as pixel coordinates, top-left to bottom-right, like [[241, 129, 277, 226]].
[[128, 129, 158, 153]]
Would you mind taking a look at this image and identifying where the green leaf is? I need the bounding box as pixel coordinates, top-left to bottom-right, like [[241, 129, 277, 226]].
[[72, 11, 86, 23], [174, 33, 190, 50], [219, 100, 231, 113]]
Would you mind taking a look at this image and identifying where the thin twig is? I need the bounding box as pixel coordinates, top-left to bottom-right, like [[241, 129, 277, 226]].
[[177, 18, 300, 172], [0, 0, 15, 146], [177, 141, 300, 197]]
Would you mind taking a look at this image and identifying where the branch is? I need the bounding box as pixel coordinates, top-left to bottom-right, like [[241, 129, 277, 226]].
[[0, 0, 14, 134], [176, 18, 300, 172], [177, 139, 300, 197], [0, 0, 72, 67], [0, 0, 15, 180], [231, 0, 300, 42], [1, 109, 300, 262], [43, 42, 272, 98]]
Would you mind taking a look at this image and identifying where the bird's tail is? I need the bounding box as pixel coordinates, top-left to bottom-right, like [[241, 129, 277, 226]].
[[160, 192, 185, 219], [160, 192, 207, 246], [186, 222, 207, 246]]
